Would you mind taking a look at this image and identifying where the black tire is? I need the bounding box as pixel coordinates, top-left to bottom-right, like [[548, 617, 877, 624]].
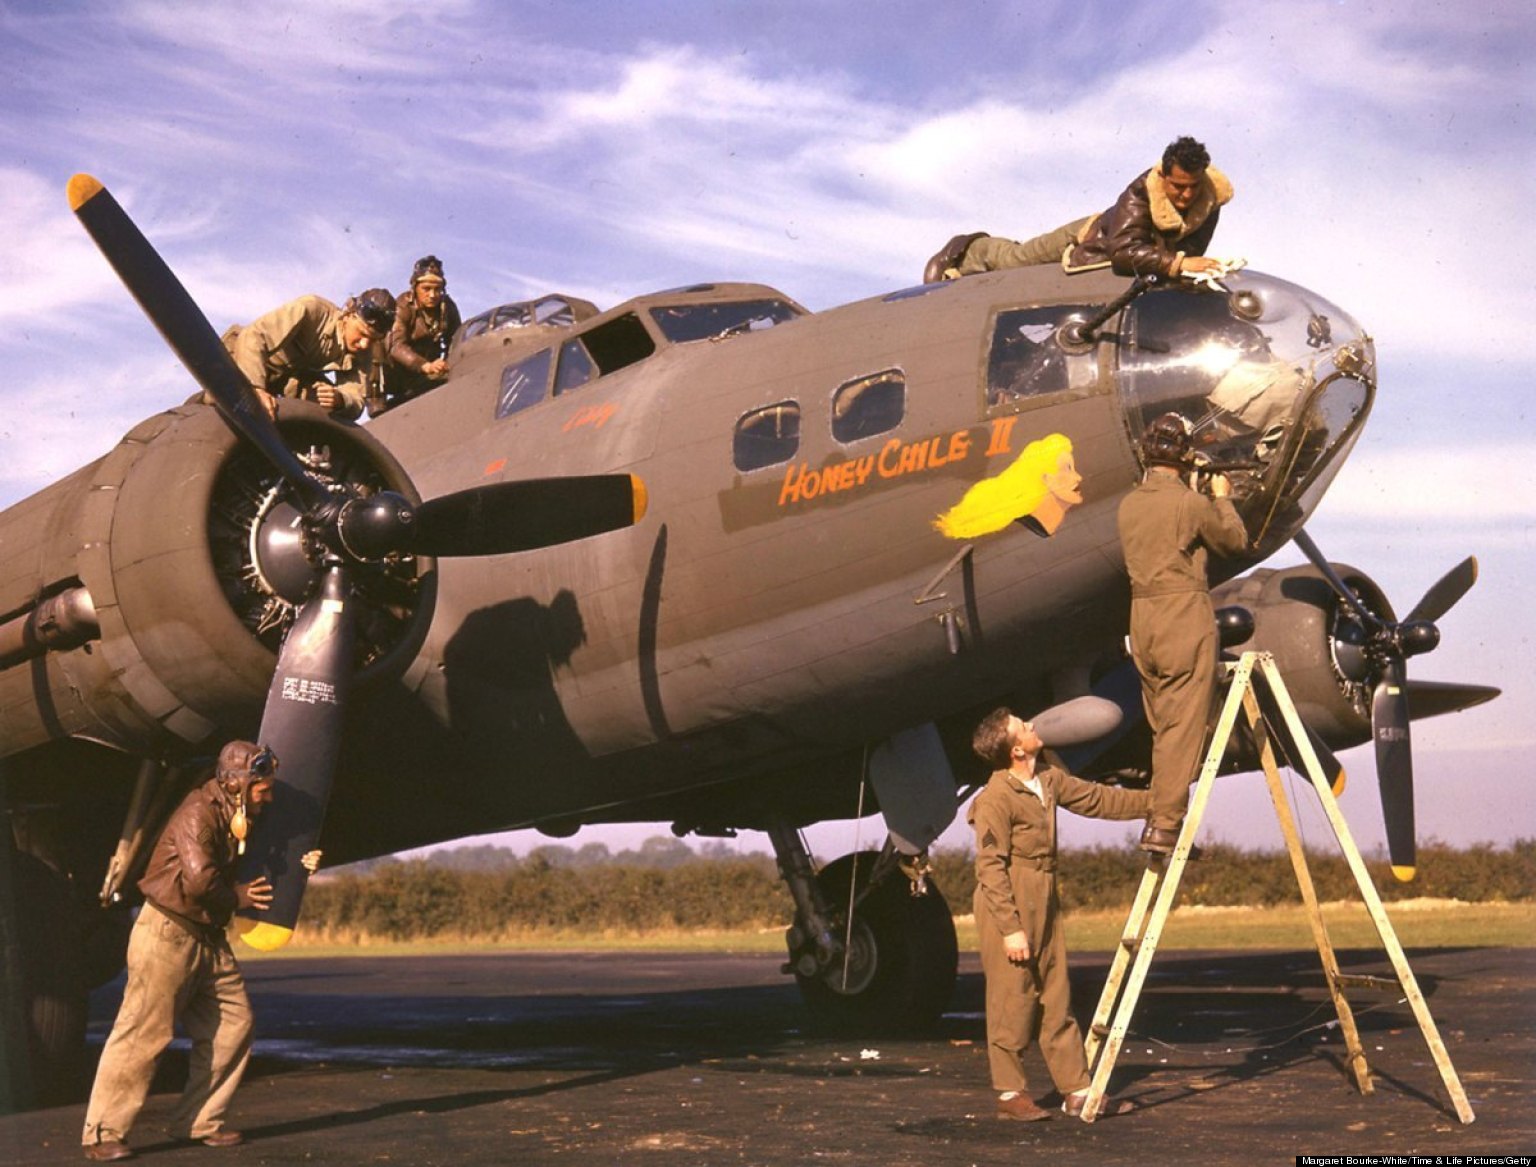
[[794, 852, 958, 1032], [14, 853, 88, 1106]]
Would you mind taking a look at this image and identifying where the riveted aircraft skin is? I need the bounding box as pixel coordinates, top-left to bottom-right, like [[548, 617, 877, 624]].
[[3, 255, 1452, 868]]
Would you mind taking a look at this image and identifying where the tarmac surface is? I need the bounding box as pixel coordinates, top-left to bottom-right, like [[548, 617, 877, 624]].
[[3, 946, 1532, 1165]]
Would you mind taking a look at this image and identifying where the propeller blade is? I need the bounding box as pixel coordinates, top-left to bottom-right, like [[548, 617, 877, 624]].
[[67, 174, 328, 511], [1372, 658, 1416, 882], [1405, 556, 1478, 623], [1403, 679, 1501, 719], [408, 474, 648, 558], [234, 564, 355, 949], [1292, 528, 1383, 632], [1250, 667, 1346, 797]]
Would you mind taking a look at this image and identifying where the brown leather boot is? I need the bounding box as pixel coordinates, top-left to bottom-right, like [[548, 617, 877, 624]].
[[997, 1092, 1052, 1121]]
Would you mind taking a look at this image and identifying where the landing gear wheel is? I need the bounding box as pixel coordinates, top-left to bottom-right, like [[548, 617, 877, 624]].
[[794, 852, 958, 1032]]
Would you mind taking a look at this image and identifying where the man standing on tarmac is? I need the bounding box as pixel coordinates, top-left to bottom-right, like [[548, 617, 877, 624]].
[[1118, 413, 1250, 855], [81, 742, 320, 1162], [969, 709, 1148, 1120]]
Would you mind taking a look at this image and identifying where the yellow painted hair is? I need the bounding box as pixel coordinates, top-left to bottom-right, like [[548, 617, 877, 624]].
[[935, 433, 1074, 540]]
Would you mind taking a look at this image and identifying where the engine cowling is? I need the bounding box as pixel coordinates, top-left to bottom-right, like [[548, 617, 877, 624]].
[[0, 403, 433, 759], [1212, 561, 1395, 749]]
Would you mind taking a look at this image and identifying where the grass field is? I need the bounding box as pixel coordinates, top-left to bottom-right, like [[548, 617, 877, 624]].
[[247, 899, 1535, 960]]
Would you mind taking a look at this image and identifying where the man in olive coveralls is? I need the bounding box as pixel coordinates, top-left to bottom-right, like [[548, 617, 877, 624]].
[[81, 743, 320, 1162], [220, 289, 396, 420], [1118, 413, 1249, 854], [970, 709, 1149, 1120]]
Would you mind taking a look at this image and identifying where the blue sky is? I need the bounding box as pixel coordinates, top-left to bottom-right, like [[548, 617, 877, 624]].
[[1, 0, 1531, 859]]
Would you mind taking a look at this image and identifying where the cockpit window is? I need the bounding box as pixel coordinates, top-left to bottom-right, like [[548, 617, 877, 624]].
[[832, 370, 905, 444], [553, 337, 596, 396], [734, 401, 800, 472], [986, 305, 1099, 408], [462, 294, 588, 342], [650, 299, 801, 344], [579, 313, 656, 378], [496, 348, 552, 418]]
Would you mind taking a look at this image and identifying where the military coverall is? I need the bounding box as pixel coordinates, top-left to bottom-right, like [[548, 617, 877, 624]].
[[970, 766, 1149, 1096], [221, 294, 371, 419], [1117, 469, 1249, 832], [82, 778, 256, 1149]]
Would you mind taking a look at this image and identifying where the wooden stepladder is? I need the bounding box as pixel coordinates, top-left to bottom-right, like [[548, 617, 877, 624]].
[[1076, 651, 1475, 1125]]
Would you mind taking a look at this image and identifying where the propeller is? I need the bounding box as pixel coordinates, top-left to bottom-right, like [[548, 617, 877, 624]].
[[1292, 529, 1480, 880], [70, 173, 647, 943]]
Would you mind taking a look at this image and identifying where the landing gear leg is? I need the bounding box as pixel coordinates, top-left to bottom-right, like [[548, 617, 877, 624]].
[[766, 818, 958, 1032]]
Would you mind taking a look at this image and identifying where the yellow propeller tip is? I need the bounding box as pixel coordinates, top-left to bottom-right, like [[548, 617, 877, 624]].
[[630, 474, 648, 523], [67, 173, 104, 211], [235, 918, 295, 951], [1390, 864, 1417, 883], [1330, 768, 1346, 798]]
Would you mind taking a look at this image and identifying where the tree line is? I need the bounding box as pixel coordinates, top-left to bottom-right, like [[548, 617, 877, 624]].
[[300, 838, 1536, 943]]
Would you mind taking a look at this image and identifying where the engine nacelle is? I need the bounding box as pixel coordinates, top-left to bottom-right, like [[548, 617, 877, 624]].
[[0, 403, 432, 760], [1213, 562, 1397, 750]]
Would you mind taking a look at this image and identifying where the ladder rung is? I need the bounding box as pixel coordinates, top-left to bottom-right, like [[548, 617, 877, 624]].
[[1335, 973, 1400, 992]]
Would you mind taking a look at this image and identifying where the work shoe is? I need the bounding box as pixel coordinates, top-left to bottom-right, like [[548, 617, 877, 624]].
[[179, 1130, 244, 1147], [1138, 825, 1180, 854], [1062, 1091, 1134, 1118], [922, 232, 988, 283], [997, 1093, 1052, 1121], [83, 1143, 134, 1162]]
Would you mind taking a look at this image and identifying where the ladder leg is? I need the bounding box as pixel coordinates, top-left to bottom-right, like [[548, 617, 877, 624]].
[[1242, 683, 1373, 1094], [1077, 655, 1257, 1121], [1084, 861, 1163, 1068], [1254, 657, 1475, 1124]]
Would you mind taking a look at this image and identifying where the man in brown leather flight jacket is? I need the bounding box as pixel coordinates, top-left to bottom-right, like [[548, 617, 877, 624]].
[[370, 255, 463, 416], [924, 135, 1233, 281], [81, 742, 318, 1162]]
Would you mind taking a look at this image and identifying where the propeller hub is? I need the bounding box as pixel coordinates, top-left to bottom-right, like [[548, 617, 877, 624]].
[[1399, 620, 1441, 658], [334, 492, 418, 561]]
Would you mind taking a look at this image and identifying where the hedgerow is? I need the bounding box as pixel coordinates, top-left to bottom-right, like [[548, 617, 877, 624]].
[[301, 839, 1535, 942]]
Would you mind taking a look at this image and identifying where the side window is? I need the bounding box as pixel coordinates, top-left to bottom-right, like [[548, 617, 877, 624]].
[[496, 349, 551, 419], [733, 401, 800, 472], [553, 338, 596, 395], [832, 370, 905, 444], [987, 305, 1097, 408]]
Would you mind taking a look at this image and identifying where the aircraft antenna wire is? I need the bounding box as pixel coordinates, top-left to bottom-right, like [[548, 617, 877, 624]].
[[841, 745, 871, 991]]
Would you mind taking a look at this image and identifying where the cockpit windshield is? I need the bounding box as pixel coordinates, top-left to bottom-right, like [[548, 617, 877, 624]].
[[1116, 272, 1375, 553], [649, 299, 802, 344]]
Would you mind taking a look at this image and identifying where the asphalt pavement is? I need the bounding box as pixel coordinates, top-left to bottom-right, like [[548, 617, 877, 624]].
[[3, 946, 1532, 1165]]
